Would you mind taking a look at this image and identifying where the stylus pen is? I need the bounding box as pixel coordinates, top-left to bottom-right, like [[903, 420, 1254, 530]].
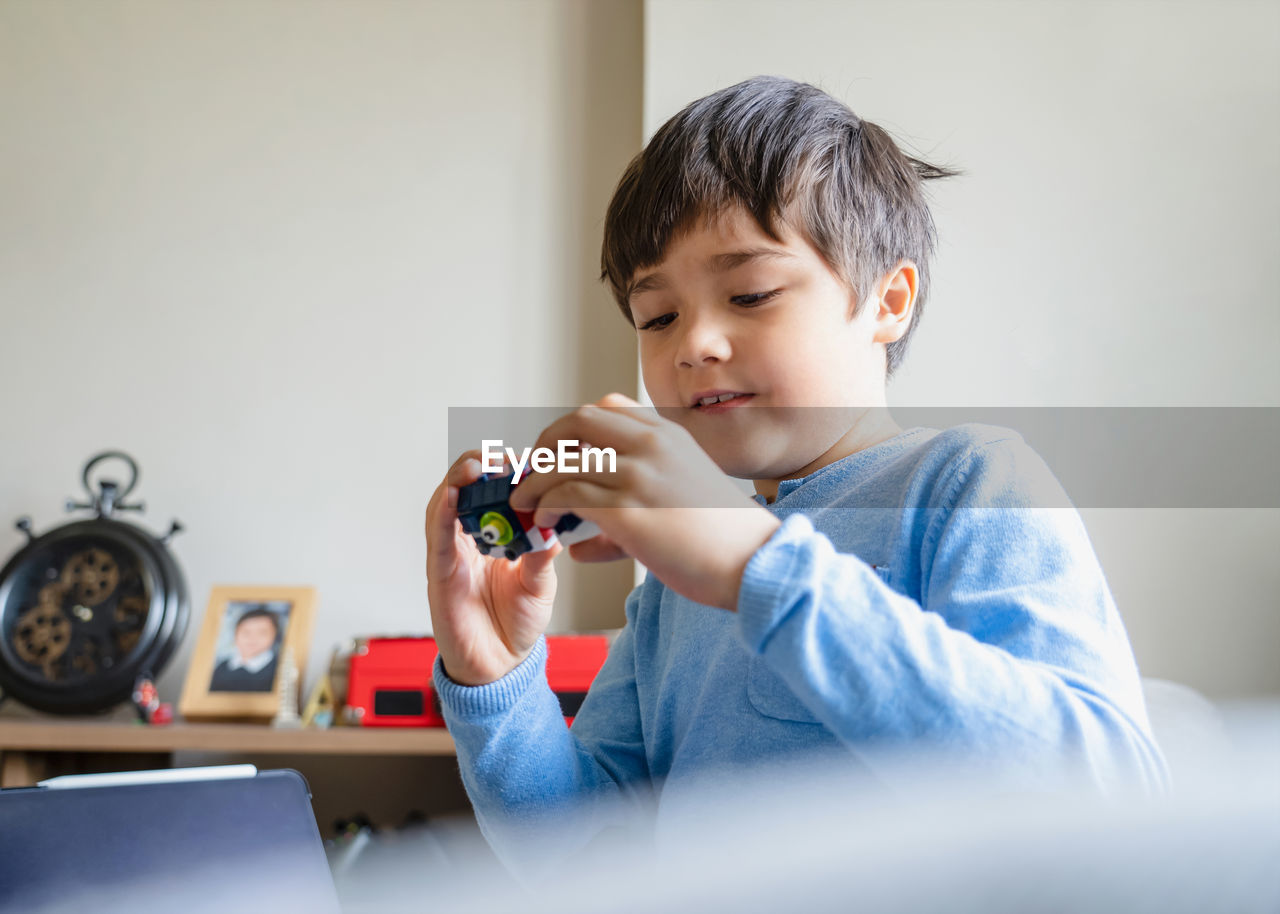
[[36, 764, 258, 790]]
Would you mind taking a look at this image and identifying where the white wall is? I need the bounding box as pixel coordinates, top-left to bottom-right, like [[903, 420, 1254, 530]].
[[0, 0, 641, 705], [644, 0, 1280, 698], [0, 0, 1275, 714]]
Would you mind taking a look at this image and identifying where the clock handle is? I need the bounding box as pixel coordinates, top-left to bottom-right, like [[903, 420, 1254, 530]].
[[70, 452, 145, 517]]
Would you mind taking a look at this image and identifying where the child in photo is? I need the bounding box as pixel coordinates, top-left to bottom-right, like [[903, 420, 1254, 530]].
[[209, 605, 281, 693]]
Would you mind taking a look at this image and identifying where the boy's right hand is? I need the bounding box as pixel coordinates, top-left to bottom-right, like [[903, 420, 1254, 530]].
[[425, 450, 559, 686]]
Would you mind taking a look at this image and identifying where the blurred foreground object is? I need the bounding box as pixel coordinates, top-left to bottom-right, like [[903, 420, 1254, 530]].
[[334, 700, 1280, 914]]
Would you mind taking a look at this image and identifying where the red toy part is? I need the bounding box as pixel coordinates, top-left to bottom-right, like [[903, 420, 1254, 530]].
[[513, 509, 558, 552], [546, 635, 610, 725], [344, 635, 612, 728], [345, 637, 443, 727]]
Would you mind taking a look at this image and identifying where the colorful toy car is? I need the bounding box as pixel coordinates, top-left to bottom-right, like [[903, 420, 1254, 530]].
[[456, 471, 599, 560]]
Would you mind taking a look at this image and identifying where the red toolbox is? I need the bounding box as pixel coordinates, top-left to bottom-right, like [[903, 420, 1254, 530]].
[[345, 635, 611, 727], [345, 637, 442, 727], [545, 635, 610, 724]]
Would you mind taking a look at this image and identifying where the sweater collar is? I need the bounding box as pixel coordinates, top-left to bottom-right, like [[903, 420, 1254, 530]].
[[753, 427, 931, 507]]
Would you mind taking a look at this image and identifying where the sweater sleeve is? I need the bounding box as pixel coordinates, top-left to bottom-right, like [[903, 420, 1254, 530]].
[[433, 585, 650, 876], [736, 438, 1170, 795]]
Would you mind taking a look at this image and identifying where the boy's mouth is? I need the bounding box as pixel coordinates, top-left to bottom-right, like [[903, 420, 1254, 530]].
[[690, 390, 754, 410]]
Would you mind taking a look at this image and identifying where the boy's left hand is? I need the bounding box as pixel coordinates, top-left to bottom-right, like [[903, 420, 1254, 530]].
[[507, 393, 780, 612]]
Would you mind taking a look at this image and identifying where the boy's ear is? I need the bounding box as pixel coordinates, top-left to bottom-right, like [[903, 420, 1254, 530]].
[[870, 260, 918, 344]]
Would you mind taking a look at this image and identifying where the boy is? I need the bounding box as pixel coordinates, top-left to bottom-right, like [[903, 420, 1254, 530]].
[[209, 606, 280, 693], [425, 76, 1167, 868]]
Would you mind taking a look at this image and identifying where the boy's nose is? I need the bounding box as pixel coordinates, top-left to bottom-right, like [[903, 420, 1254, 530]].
[[675, 318, 731, 368]]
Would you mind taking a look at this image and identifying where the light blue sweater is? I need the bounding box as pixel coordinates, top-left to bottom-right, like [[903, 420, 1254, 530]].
[[434, 425, 1169, 865]]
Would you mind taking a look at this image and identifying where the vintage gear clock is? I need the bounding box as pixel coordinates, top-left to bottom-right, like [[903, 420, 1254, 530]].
[[0, 452, 189, 714]]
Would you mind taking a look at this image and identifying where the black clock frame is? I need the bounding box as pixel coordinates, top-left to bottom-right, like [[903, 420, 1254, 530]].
[[0, 453, 189, 714]]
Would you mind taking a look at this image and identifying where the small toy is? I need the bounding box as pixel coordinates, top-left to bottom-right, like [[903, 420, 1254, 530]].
[[132, 674, 158, 721], [456, 471, 599, 561], [271, 647, 302, 729], [302, 672, 335, 729], [131, 673, 173, 725]]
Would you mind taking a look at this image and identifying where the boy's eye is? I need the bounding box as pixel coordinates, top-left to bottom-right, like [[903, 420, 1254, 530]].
[[637, 312, 676, 331], [730, 289, 781, 306], [636, 290, 779, 330]]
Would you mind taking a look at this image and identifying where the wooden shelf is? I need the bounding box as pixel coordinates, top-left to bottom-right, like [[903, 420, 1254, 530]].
[[0, 717, 468, 822], [0, 718, 454, 757]]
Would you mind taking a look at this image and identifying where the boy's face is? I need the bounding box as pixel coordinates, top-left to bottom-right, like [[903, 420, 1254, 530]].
[[628, 205, 900, 485], [233, 616, 276, 661]]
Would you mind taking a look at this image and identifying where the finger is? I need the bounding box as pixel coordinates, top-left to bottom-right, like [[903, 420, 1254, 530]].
[[515, 540, 561, 591], [596, 391, 638, 406], [527, 479, 618, 530], [535, 403, 657, 463], [426, 481, 464, 564], [508, 457, 625, 515], [594, 393, 667, 432], [568, 535, 630, 563], [594, 391, 660, 422], [425, 478, 450, 538], [508, 411, 648, 512], [446, 449, 487, 488], [429, 450, 489, 564]]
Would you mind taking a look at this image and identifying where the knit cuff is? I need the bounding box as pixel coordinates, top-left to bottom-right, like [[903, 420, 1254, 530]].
[[432, 636, 547, 719], [737, 513, 815, 654]]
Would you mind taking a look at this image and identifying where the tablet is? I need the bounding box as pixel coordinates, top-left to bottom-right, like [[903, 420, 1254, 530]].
[[0, 767, 340, 914]]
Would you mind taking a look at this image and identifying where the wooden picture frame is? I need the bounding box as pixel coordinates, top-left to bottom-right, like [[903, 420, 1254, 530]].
[[179, 585, 316, 722]]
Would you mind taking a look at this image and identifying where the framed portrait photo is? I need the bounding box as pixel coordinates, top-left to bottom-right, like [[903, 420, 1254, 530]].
[[179, 585, 316, 722]]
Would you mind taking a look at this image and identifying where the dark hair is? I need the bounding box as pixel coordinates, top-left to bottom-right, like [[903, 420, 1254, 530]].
[[234, 606, 279, 640], [600, 75, 959, 375]]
